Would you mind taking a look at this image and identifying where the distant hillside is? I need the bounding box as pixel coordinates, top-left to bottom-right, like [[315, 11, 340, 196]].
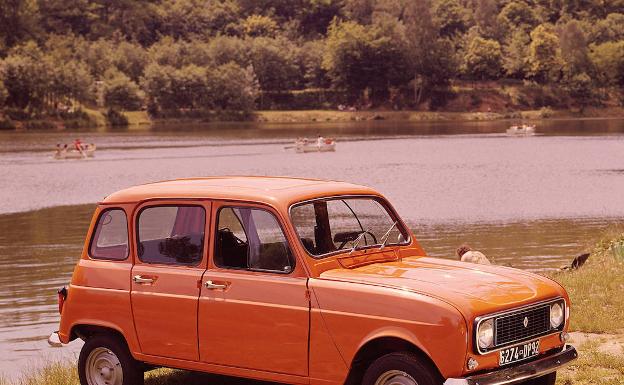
[[0, 0, 623, 127]]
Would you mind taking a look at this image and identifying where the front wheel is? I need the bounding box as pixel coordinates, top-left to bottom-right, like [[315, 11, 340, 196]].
[[78, 334, 143, 385], [363, 352, 440, 385]]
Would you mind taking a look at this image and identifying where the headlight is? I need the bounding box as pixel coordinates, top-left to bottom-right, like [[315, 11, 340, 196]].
[[550, 302, 564, 329], [477, 319, 494, 350]]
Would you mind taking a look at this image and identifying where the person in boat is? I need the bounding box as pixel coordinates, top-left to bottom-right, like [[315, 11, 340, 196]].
[[317, 135, 324, 148], [456, 244, 491, 265], [73, 139, 83, 151]]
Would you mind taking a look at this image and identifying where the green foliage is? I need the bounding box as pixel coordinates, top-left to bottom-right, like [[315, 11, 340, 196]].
[[103, 69, 144, 110], [559, 20, 591, 79], [323, 18, 411, 102], [105, 107, 129, 126], [249, 37, 301, 91], [241, 15, 278, 37], [208, 63, 258, 111], [433, 0, 468, 37], [590, 41, 624, 86], [0, 78, 8, 107], [503, 30, 530, 78], [0, 0, 622, 120], [589, 13, 624, 44], [463, 36, 503, 79], [527, 24, 563, 83]]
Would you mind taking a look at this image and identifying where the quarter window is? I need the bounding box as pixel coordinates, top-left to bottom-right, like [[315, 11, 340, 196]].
[[137, 205, 205, 265], [216, 207, 293, 273], [90, 209, 129, 260]]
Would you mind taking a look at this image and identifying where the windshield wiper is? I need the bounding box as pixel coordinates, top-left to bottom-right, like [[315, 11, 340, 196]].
[[349, 229, 371, 255], [378, 221, 398, 251]]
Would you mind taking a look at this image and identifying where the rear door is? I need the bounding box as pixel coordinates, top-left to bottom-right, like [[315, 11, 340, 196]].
[[198, 202, 310, 375], [130, 201, 210, 361]]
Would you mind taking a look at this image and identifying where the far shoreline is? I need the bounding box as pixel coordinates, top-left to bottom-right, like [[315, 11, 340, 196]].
[[3, 106, 624, 131]]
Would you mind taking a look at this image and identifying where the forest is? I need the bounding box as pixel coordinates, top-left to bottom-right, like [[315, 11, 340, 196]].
[[0, 0, 623, 126]]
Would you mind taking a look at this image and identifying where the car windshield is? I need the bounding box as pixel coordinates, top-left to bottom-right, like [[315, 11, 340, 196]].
[[290, 197, 409, 258]]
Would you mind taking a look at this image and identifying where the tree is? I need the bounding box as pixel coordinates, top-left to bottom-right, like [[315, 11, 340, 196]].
[[158, 0, 241, 39], [241, 15, 278, 37], [527, 24, 563, 83], [322, 18, 411, 102], [249, 37, 301, 91], [0, 80, 8, 108], [0, 0, 39, 48], [103, 69, 144, 110], [433, 0, 468, 37], [404, 0, 457, 104], [0, 45, 48, 110], [113, 42, 148, 82], [498, 1, 538, 32], [208, 63, 259, 111], [474, 0, 499, 38], [503, 30, 530, 78], [589, 40, 624, 86], [462, 36, 503, 79], [207, 36, 249, 67], [589, 13, 624, 44], [298, 0, 343, 36], [559, 20, 590, 79]]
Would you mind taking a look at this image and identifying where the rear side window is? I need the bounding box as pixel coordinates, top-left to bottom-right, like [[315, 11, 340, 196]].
[[137, 205, 205, 265], [215, 207, 293, 273], [90, 209, 129, 260]]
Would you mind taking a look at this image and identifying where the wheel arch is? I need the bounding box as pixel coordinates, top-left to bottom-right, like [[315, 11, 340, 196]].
[[345, 335, 443, 385]]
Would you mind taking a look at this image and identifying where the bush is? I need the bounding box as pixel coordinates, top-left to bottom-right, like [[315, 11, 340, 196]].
[[105, 108, 129, 126], [0, 118, 15, 130]]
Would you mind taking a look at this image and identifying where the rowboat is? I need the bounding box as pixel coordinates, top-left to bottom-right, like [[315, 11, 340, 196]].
[[295, 138, 336, 153], [54, 144, 96, 159], [506, 124, 536, 136]]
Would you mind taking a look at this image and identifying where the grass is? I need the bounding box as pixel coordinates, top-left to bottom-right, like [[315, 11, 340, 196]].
[[558, 340, 624, 385], [549, 229, 624, 333]]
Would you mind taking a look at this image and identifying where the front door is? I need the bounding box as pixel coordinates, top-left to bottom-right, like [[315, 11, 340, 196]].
[[198, 203, 310, 376], [131, 202, 209, 361]]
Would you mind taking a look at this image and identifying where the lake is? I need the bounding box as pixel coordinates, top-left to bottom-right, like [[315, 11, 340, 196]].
[[0, 118, 623, 377]]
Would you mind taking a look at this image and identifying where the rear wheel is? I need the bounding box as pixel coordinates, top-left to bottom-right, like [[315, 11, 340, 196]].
[[78, 334, 143, 385], [362, 352, 440, 385]]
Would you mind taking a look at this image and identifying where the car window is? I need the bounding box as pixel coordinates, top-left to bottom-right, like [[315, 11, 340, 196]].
[[90, 209, 129, 260], [137, 205, 205, 265], [290, 197, 408, 257], [215, 207, 293, 273]]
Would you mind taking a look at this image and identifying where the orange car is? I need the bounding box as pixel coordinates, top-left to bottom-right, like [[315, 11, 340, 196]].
[[49, 177, 577, 385]]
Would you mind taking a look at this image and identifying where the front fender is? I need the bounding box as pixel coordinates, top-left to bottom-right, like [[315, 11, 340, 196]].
[[310, 278, 469, 379]]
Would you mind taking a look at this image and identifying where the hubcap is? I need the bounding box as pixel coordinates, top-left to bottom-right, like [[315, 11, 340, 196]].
[[85, 347, 123, 385], [374, 370, 418, 385]]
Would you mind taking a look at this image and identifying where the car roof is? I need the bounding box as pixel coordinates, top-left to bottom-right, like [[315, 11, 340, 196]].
[[101, 176, 380, 209]]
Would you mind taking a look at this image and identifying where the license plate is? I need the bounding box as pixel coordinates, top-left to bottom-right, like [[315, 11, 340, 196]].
[[499, 340, 540, 366]]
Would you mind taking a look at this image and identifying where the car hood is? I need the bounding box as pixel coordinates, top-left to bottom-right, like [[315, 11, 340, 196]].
[[319, 256, 565, 320]]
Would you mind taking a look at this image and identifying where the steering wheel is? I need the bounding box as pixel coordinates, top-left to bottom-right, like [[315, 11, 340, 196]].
[[220, 228, 247, 246], [336, 230, 378, 250]]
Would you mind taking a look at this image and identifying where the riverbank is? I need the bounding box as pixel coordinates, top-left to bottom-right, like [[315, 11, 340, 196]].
[[1, 230, 622, 385], [3, 106, 624, 130]]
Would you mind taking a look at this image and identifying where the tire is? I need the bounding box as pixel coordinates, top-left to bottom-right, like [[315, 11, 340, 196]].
[[522, 372, 556, 385], [362, 352, 441, 385], [78, 334, 144, 385]]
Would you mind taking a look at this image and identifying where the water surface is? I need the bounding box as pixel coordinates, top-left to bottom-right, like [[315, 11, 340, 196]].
[[1, 118, 623, 377]]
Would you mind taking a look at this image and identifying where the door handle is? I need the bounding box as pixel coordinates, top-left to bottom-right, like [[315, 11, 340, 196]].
[[133, 275, 155, 284], [204, 280, 228, 290]]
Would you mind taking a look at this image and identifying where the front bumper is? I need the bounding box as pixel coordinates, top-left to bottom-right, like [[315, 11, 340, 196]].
[[47, 331, 63, 347], [444, 345, 577, 385]]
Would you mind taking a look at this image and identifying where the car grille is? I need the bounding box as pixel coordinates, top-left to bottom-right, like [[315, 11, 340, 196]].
[[495, 304, 551, 346]]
